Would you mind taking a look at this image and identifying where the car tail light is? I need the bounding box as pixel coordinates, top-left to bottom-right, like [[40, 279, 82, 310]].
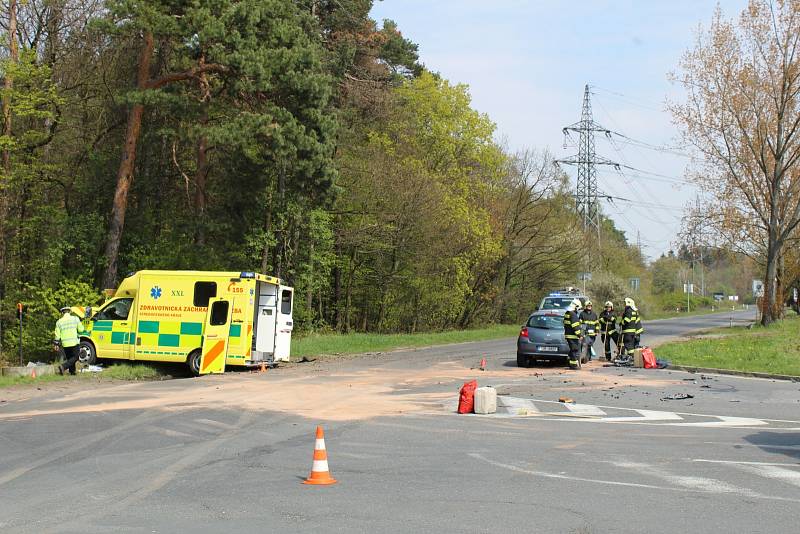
[[520, 327, 529, 338]]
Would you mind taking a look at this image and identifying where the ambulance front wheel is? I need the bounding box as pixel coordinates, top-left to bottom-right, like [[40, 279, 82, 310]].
[[78, 340, 97, 365], [187, 349, 202, 377]]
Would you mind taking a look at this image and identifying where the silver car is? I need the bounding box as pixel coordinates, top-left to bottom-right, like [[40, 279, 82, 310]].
[[516, 310, 570, 367]]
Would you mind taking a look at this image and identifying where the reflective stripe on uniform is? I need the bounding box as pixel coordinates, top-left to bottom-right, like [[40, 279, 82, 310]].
[[55, 315, 84, 348]]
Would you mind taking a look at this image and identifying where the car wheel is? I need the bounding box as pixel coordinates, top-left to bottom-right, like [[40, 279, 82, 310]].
[[528, 357, 536, 367], [187, 349, 202, 377], [516, 352, 527, 368], [78, 340, 97, 365]]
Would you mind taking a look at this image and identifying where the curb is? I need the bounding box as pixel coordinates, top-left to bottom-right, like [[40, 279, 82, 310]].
[[667, 364, 800, 382], [1, 364, 57, 377]]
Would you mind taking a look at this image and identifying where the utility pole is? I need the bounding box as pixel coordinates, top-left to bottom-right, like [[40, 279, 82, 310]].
[[556, 85, 619, 238], [695, 195, 705, 297], [636, 230, 642, 257]]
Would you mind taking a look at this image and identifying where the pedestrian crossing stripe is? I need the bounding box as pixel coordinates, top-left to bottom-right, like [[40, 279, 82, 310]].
[[444, 396, 800, 430]]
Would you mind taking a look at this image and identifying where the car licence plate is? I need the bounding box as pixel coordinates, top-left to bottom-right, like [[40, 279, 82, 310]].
[[537, 346, 558, 352]]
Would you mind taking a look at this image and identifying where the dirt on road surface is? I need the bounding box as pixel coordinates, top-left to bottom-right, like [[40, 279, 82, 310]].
[[0, 355, 687, 422]]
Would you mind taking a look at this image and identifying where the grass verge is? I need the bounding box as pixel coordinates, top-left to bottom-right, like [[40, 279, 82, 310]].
[[0, 362, 168, 389], [292, 324, 521, 359], [655, 313, 800, 376]]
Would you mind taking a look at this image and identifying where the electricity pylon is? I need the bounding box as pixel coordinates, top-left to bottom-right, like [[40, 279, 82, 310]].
[[556, 84, 619, 237]]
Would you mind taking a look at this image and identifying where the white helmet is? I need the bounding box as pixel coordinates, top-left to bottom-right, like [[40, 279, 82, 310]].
[[604, 301, 613, 309], [625, 297, 637, 310], [571, 298, 583, 310]]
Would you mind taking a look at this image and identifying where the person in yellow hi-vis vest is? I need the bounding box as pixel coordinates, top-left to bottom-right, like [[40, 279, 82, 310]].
[[54, 307, 85, 375]]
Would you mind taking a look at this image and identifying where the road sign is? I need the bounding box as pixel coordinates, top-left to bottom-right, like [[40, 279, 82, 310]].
[[629, 277, 640, 291], [752, 279, 764, 297], [577, 272, 592, 281]]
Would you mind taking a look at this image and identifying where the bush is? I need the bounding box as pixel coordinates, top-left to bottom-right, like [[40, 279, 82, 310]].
[[2, 279, 103, 364], [655, 292, 714, 312], [586, 272, 628, 309]]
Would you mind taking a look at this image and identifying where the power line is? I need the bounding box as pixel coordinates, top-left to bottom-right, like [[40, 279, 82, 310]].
[[597, 194, 686, 212], [611, 135, 692, 159], [589, 86, 666, 112]]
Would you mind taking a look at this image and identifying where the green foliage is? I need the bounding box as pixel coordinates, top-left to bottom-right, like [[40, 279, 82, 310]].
[[651, 254, 683, 294], [102, 363, 164, 380], [3, 279, 102, 363], [654, 292, 714, 312], [0, 0, 729, 361], [586, 272, 629, 310]]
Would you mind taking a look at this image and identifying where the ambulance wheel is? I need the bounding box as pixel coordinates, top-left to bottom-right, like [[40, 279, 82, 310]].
[[78, 340, 97, 365], [187, 349, 202, 377]]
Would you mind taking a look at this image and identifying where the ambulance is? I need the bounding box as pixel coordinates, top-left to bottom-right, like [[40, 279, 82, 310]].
[[74, 270, 293, 375]]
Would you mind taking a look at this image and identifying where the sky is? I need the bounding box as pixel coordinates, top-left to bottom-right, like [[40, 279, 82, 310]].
[[370, 0, 750, 260]]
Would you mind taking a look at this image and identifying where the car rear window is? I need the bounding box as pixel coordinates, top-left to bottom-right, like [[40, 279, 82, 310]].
[[541, 297, 572, 310], [527, 315, 563, 330]]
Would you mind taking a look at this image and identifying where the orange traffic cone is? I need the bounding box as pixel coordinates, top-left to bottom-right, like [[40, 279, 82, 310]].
[[30, 367, 37, 379], [260, 362, 267, 373], [479, 357, 487, 371], [303, 425, 337, 485]]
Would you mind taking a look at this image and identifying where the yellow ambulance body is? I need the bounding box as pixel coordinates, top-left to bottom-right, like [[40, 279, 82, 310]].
[[75, 270, 294, 375]]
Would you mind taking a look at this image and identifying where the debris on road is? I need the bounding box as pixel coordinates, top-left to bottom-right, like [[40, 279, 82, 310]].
[[558, 396, 575, 403], [474, 386, 497, 414], [79, 365, 104, 373], [458, 380, 478, 414], [661, 393, 694, 400]]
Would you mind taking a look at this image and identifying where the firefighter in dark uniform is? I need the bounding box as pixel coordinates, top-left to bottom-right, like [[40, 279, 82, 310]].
[[621, 297, 642, 360], [579, 300, 599, 362], [564, 298, 583, 369], [599, 301, 619, 361]]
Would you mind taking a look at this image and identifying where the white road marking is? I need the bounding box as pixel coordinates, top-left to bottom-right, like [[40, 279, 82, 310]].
[[692, 459, 800, 489], [702, 442, 800, 452], [692, 459, 800, 467], [459, 397, 799, 429], [670, 416, 768, 428], [736, 465, 800, 489], [469, 453, 800, 503], [609, 460, 760, 497], [563, 403, 606, 416], [498, 396, 539, 414], [600, 409, 683, 422]]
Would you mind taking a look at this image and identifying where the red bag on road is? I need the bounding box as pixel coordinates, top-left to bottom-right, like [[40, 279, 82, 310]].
[[458, 380, 478, 413], [642, 347, 657, 369]]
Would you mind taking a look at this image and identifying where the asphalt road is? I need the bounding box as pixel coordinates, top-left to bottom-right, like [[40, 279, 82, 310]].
[[2, 308, 799, 534]]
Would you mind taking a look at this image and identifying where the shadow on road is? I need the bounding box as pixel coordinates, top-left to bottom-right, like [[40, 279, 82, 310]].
[[742, 431, 800, 461], [502, 358, 569, 369]]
